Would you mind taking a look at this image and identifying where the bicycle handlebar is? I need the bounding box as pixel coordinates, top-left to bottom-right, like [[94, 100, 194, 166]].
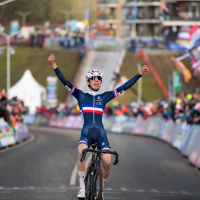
[[80, 148, 119, 165]]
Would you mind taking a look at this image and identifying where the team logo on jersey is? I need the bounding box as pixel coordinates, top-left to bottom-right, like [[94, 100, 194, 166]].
[[96, 102, 103, 105], [97, 96, 101, 99]]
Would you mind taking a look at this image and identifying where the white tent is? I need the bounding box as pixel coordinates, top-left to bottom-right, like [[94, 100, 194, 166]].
[[9, 70, 46, 114]]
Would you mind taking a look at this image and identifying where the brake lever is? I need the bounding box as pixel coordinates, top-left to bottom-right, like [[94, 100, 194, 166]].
[[80, 149, 87, 162], [113, 151, 119, 165]]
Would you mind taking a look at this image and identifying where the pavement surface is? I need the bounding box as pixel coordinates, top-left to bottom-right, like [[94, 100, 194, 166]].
[[0, 126, 200, 200]]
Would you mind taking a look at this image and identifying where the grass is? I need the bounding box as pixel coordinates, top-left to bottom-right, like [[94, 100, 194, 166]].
[[117, 51, 200, 105], [116, 52, 164, 105], [0, 47, 79, 102]]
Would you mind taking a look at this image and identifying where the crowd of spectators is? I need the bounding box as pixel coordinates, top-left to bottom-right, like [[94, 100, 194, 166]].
[[44, 88, 200, 125], [0, 88, 29, 128]]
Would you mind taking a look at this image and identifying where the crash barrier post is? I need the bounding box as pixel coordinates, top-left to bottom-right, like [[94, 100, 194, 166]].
[[37, 114, 200, 168]]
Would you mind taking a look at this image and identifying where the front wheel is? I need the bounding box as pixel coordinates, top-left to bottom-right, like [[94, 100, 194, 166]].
[[85, 166, 91, 200], [93, 167, 102, 200]]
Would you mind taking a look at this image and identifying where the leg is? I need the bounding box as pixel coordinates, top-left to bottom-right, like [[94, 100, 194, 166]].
[[77, 143, 88, 198], [77, 143, 88, 172], [101, 153, 111, 179]]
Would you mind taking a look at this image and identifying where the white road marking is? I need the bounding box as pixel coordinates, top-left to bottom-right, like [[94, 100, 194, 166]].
[[169, 191, 176, 194], [180, 190, 191, 194], [149, 194, 176, 197], [70, 152, 92, 185], [120, 187, 128, 191], [137, 189, 144, 192], [0, 191, 10, 193], [37, 191, 66, 193], [104, 191, 121, 194], [12, 187, 19, 190], [35, 197, 57, 199], [59, 185, 66, 189], [0, 187, 4, 190], [151, 189, 159, 193], [0, 134, 35, 154]]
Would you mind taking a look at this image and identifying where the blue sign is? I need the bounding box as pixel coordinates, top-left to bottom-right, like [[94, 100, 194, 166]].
[[10, 21, 19, 35]]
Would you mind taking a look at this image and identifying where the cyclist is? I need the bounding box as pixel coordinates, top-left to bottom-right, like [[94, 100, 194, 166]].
[[48, 54, 149, 199]]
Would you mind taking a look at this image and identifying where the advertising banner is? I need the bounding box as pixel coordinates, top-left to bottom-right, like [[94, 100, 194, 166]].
[[64, 116, 76, 129], [133, 115, 145, 135], [71, 116, 83, 129], [170, 122, 182, 147], [49, 114, 59, 127], [15, 123, 29, 142], [162, 119, 175, 143], [23, 114, 36, 125], [122, 117, 136, 134], [173, 70, 182, 92], [56, 116, 68, 128], [171, 122, 192, 151], [38, 114, 50, 126], [103, 116, 115, 132], [10, 21, 19, 35], [179, 125, 193, 153], [157, 119, 168, 139], [111, 116, 127, 133], [46, 76, 58, 108], [183, 125, 200, 157], [188, 132, 200, 165], [145, 117, 162, 137]]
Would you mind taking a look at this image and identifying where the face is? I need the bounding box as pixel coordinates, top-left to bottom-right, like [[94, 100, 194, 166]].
[[87, 76, 102, 91]]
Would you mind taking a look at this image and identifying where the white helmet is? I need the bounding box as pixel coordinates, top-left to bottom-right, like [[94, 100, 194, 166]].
[[86, 69, 103, 81]]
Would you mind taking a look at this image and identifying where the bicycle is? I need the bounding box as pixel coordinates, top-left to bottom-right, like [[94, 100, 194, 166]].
[[80, 143, 119, 200]]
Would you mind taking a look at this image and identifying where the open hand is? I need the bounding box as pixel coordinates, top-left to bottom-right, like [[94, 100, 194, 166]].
[[48, 54, 55, 65], [139, 65, 149, 76]]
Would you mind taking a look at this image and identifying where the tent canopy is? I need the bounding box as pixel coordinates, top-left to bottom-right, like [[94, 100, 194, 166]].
[[9, 70, 46, 114]]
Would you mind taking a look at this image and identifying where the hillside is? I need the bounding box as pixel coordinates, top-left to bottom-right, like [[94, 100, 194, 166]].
[[0, 47, 79, 102], [0, 0, 96, 31], [117, 51, 200, 105]]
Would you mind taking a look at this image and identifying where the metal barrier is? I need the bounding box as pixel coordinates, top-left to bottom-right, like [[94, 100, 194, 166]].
[[37, 114, 200, 168]]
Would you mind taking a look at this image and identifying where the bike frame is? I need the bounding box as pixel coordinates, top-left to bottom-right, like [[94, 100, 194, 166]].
[[81, 144, 119, 200]]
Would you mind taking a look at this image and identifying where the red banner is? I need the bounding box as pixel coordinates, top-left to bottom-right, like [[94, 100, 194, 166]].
[[139, 48, 169, 97]]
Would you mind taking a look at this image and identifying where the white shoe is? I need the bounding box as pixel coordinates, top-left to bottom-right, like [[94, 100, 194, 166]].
[[77, 188, 85, 199]]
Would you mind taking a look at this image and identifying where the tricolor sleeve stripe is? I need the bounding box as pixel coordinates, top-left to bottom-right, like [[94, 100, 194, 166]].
[[70, 86, 75, 94], [78, 140, 88, 147], [101, 147, 111, 151], [113, 89, 118, 97]]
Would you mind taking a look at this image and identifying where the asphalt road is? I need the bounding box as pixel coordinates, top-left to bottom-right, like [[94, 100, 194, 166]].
[[0, 126, 200, 200]]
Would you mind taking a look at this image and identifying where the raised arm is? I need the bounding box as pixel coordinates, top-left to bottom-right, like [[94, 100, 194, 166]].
[[104, 65, 149, 104], [48, 54, 84, 100]]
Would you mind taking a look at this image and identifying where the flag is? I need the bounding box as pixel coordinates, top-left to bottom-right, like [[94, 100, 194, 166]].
[[189, 25, 200, 47], [173, 70, 182, 92], [132, 0, 138, 20], [171, 57, 192, 83], [162, 1, 169, 13]]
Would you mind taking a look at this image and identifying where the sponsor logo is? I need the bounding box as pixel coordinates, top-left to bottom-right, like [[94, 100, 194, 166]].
[[80, 109, 84, 125], [65, 85, 71, 92], [96, 102, 103, 105], [118, 90, 124, 96]]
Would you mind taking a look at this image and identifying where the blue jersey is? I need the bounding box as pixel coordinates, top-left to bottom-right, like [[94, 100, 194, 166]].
[[54, 68, 142, 150]]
